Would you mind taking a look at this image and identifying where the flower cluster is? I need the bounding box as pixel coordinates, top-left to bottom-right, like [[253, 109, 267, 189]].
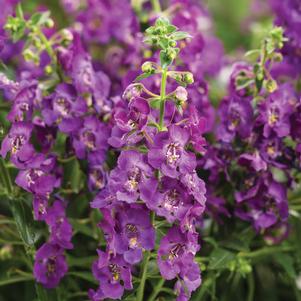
[[88, 17, 207, 301]]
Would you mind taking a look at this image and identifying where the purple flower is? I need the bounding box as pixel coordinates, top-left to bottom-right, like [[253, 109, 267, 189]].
[[109, 97, 150, 148], [0, 121, 34, 166], [216, 95, 253, 143], [33, 195, 49, 221], [45, 200, 73, 249], [100, 204, 155, 264], [257, 84, 295, 138], [238, 151, 267, 172], [15, 155, 58, 195], [7, 80, 40, 122], [42, 83, 87, 134], [90, 250, 133, 300], [72, 116, 109, 165], [235, 175, 288, 231], [185, 105, 206, 153], [88, 165, 107, 191], [33, 243, 68, 289], [109, 150, 154, 203], [90, 188, 117, 209], [148, 125, 196, 178]]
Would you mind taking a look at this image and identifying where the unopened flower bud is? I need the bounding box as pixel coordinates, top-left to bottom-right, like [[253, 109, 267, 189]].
[[175, 86, 188, 103], [184, 72, 194, 84], [44, 65, 53, 75], [141, 61, 154, 74], [23, 48, 35, 62], [45, 19, 54, 28], [122, 84, 142, 101], [265, 79, 277, 93]]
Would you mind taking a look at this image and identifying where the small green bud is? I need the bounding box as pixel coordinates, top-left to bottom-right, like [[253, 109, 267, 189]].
[[184, 72, 194, 84], [272, 52, 283, 62], [166, 48, 177, 60], [175, 86, 188, 104], [45, 18, 54, 28], [23, 48, 35, 62], [44, 65, 53, 75], [0, 245, 12, 260], [33, 37, 42, 49], [265, 79, 278, 93], [61, 29, 73, 43], [141, 61, 154, 74], [169, 40, 177, 47]]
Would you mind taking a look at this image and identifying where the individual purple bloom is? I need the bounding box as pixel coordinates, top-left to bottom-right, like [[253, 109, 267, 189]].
[[0, 72, 19, 100], [100, 204, 155, 264], [185, 105, 206, 153], [148, 125, 196, 178], [144, 177, 193, 224], [15, 155, 58, 195], [42, 83, 86, 134], [45, 200, 73, 249], [235, 175, 289, 231], [32, 116, 57, 153], [76, 0, 138, 45], [33, 195, 49, 221], [205, 193, 231, 223], [109, 97, 150, 148], [109, 150, 154, 203], [7, 80, 40, 122], [90, 250, 133, 300], [238, 151, 267, 172], [33, 243, 68, 289], [229, 62, 254, 97], [257, 84, 295, 138], [158, 226, 199, 281], [72, 116, 109, 165], [90, 188, 117, 209], [88, 165, 107, 191], [174, 259, 201, 301], [216, 95, 253, 143], [180, 171, 206, 206], [0, 121, 35, 166]]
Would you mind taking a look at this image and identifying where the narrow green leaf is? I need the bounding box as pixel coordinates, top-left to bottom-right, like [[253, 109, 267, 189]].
[[208, 248, 236, 270]]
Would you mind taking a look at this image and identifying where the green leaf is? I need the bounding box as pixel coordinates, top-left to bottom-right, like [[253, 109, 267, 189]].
[[274, 253, 296, 279], [170, 31, 192, 41], [9, 198, 41, 246], [62, 158, 85, 193], [245, 49, 261, 60], [30, 11, 51, 26], [16, 3, 24, 20], [160, 51, 172, 68], [134, 72, 154, 82], [0, 275, 34, 286], [149, 98, 161, 109], [68, 272, 98, 284], [208, 248, 236, 270]]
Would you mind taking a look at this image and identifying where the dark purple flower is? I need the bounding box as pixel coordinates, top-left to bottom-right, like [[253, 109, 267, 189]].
[[109, 150, 154, 203], [45, 200, 73, 249], [100, 204, 155, 264], [257, 84, 295, 138], [33, 243, 68, 289], [216, 95, 253, 143], [238, 151, 267, 172], [88, 165, 107, 191], [0, 121, 35, 166], [33, 195, 49, 221], [15, 155, 58, 195], [158, 226, 199, 280], [42, 83, 86, 134], [148, 125, 196, 178], [72, 116, 109, 165], [90, 250, 133, 300]]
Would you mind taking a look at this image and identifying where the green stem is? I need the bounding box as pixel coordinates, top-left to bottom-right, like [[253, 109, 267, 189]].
[[159, 67, 168, 130], [136, 251, 151, 301], [247, 272, 255, 301], [239, 246, 293, 259], [151, 0, 161, 13], [147, 278, 165, 301], [0, 158, 13, 194]]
